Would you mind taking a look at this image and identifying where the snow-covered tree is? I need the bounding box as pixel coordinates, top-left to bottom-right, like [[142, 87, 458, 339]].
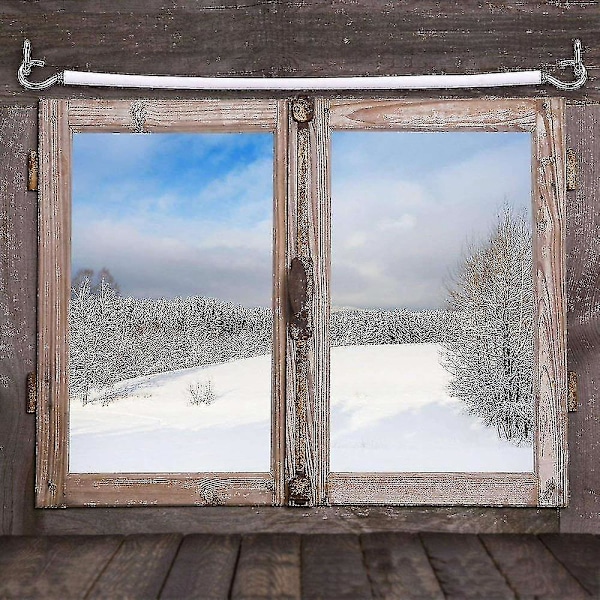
[[441, 209, 534, 444], [71, 267, 120, 297]]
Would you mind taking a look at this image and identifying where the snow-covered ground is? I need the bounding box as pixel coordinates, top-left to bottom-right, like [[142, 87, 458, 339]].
[[69, 343, 533, 473], [329, 344, 532, 472]]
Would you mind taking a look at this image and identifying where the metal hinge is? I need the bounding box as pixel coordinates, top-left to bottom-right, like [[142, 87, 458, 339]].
[[27, 149, 38, 191], [568, 371, 578, 412], [26, 372, 36, 413], [566, 148, 578, 191]]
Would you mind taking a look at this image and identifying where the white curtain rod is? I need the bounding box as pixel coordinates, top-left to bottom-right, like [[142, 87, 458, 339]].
[[18, 39, 587, 92]]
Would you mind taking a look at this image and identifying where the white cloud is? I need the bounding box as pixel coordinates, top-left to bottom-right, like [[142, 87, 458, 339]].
[[330, 137, 532, 309], [72, 132, 531, 311]]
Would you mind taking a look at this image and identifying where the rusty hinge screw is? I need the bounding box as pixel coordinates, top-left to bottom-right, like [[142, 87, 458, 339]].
[[26, 372, 36, 413], [568, 371, 578, 412]]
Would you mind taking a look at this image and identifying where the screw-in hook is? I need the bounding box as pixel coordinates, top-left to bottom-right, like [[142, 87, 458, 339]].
[[18, 39, 63, 91], [543, 39, 587, 91]]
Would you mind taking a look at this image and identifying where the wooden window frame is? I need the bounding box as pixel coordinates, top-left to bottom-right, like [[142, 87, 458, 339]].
[[37, 99, 288, 507], [321, 98, 567, 507], [37, 97, 567, 509]]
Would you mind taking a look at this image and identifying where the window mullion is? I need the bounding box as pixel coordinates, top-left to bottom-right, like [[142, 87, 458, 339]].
[[285, 97, 331, 506]]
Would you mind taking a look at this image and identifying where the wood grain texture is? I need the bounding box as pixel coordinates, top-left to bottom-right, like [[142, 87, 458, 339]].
[[0, 2, 595, 533], [302, 533, 372, 599], [231, 533, 301, 599], [65, 474, 274, 507], [87, 533, 182, 599], [285, 98, 330, 506], [2, 2, 600, 102], [329, 473, 537, 506], [533, 98, 568, 507], [272, 99, 289, 506], [0, 535, 122, 598], [1, 533, 599, 599], [330, 98, 538, 131], [67, 99, 277, 131], [33, 505, 559, 536], [360, 532, 444, 599], [540, 533, 600, 596], [160, 534, 240, 600], [481, 534, 589, 599], [420, 533, 515, 599], [37, 98, 70, 507], [562, 104, 600, 533], [0, 105, 37, 535]]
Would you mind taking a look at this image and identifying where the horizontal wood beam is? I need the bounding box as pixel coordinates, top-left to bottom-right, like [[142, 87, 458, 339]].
[[1, 2, 599, 101]]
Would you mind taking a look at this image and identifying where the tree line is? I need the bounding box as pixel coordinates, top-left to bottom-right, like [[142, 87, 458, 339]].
[[71, 208, 534, 446]]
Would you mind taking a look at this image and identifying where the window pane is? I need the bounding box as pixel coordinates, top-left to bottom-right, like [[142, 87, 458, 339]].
[[69, 132, 273, 473], [330, 131, 534, 473]]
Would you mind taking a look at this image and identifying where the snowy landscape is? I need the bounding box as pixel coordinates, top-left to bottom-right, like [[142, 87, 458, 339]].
[[70, 343, 532, 473], [69, 129, 535, 476]]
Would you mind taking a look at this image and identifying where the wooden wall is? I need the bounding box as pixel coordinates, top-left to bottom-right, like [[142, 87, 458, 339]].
[[1, 1, 599, 535]]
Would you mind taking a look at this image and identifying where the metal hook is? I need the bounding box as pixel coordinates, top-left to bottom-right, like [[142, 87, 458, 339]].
[[17, 39, 62, 91], [543, 39, 587, 91]]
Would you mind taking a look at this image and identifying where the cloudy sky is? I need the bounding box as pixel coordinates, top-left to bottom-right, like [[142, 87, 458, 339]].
[[72, 132, 274, 306], [331, 131, 531, 310], [72, 129, 531, 310]]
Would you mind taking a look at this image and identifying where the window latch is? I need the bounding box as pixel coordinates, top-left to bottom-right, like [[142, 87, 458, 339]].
[[287, 256, 314, 506], [288, 256, 313, 341]]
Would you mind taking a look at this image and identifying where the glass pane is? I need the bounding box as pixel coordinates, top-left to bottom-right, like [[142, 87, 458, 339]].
[[69, 132, 273, 473], [330, 131, 534, 473]]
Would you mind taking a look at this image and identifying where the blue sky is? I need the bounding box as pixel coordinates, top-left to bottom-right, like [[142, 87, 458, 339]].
[[72, 130, 531, 309], [72, 132, 273, 304]]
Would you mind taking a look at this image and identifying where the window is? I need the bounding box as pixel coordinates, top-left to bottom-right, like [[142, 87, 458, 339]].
[[37, 97, 566, 507]]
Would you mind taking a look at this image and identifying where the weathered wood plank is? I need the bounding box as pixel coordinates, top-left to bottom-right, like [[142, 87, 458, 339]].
[[481, 534, 589, 599], [302, 534, 371, 599], [0, 535, 122, 598], [0, 105, 37, 535], [361, 532, 444, 599], [67, 99, 277, 131], [562, 104, 600, 533], [330, 98, 538, 131], [540, 533, 600, 596], [534, 98, 568, 507], [87, 533, 182, 599], [34, 505, 559, 536], [420, 533, 514, 599], [231, 533, 301, 599], [1, 3, 599, 101], [285, 98, 330, 506], [273, 99, 290, 506], [329, 473, 537, 506], [160, 534, 240, 600], [65, 474, 274, 507], [36, 98, 70, 508]]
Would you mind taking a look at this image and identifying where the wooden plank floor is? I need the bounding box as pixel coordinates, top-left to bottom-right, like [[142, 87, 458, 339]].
[[0, 533, 597, 599]]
